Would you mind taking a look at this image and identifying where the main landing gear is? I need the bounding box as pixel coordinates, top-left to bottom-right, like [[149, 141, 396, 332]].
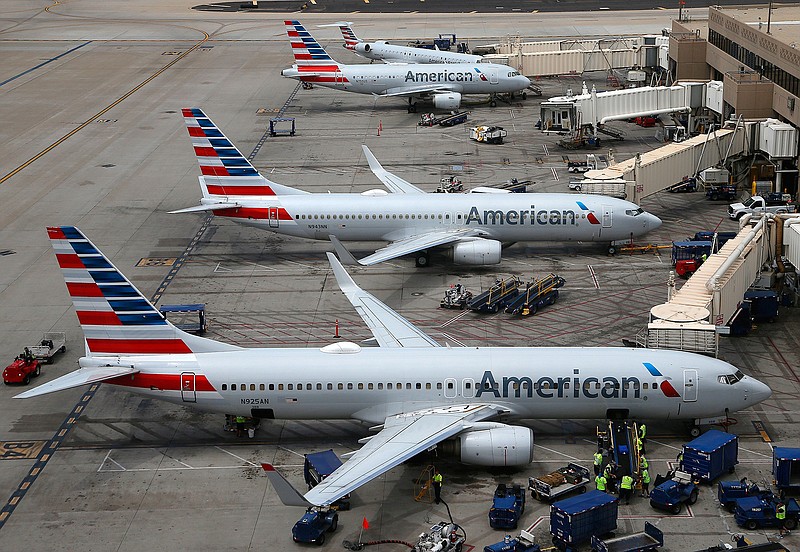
[[415, 250, 430, 267], [408, 98, 417, 113]]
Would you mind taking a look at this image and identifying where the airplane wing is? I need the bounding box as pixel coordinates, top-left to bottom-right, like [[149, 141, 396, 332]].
[[264, 404, 504, 507], [14, 365, 139, 399], [361, 146, 425, 194], [335, 229, 479, 266], [326, 252, 439, 348], [379, 84, 459, 97]]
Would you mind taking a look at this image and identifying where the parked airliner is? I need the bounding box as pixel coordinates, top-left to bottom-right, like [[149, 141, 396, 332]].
[[18, 226, 771, 508], [281, 20, 529, 111], [326, 21, 484, 65], [171, 108, 662, 266]]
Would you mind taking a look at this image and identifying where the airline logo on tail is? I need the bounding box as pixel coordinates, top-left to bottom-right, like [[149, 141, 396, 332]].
[[284, 20, 347, 83], [182, 108, 275, 196], [48, 226, 193, 355], [338, 23, 359, 49]]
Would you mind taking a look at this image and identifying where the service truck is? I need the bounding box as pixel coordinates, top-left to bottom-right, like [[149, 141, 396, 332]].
[[728, 193, 796, 220]]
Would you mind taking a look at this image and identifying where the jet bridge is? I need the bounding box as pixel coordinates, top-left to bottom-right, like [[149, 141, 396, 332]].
[[638, 216, 779, 356]]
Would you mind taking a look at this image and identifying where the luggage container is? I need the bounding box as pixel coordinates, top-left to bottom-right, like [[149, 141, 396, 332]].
[[773, 447, 800, 491], [743, 290, 779, 323], [550, 490, 618, 551], [680, 430, 738, 482], [304, 450, 350, 510]]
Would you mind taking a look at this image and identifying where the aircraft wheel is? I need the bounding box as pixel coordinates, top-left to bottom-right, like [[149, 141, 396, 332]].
[[690, 426, 702, 438], [415, 252, 429, 267], [490, 100, 497, 107], [521, 92, 527, 100], [608, 245, 617, 255]]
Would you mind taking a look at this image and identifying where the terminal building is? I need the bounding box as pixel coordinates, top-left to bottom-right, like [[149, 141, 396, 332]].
[[669, 4, 799, 194]]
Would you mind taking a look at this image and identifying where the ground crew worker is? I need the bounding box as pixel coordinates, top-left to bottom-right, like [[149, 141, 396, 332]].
[[640, 455, 649, 470], [23, 347, 32, 363], [777, 502, 788, 537], [604, 463, 617, 493], [235, 415, 246, 437], [593, 450, 604, 476], [620, 474, 634, 505], [676, 450, 684, 469], [432, 469, 443, 504], [595, 473, 607, 492], [636, 436, 646, 456], [700, 252, 708, 264], [639, 423, 647, 443], [640, 469, 651, 497]]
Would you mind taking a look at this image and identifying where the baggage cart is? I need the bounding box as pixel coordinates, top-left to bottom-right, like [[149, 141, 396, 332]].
[[304, 450, 350, 510], [591, 521, 663, 552], [529, 463, 590, 502], [550, 490, 618, 551], [680, 429, 738, 482], [743, 290, 779, 322], [773, 447, 800, 491], [28, 332, 66, 363], [489, 483, 526, 529]]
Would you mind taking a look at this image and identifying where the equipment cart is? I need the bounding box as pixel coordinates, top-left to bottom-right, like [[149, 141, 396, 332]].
[[591, 522, 663, 552], [680, 429, 738, 482], [649, 470, 698, 514], [28, 332, 66, 363], [489, 483, 526, 529], [718, 478, 768, 512], [529, 463, 591, 502], [292, 508, 338, 545], [550, 490, 618, 551], [773, 447, 800, 492], [159, 304, 207, 334], [440, 283, 473, 309], [505, 274, 565, 316], [304, 450, 350, 510], [484, 530, 540, 552], [468, 277, 521, 314], [735, 495, 800, 531], [3, 356, 41, 385]]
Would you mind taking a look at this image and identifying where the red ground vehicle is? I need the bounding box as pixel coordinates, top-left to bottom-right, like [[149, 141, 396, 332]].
[[3, 356, 42, 385], [675, 259, 698, 277]]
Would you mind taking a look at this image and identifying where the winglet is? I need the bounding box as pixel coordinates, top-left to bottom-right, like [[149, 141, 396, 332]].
[[261, 464, 317, 507], [326, 252, 359, 293], [329, 235, 361, 266], [361, 146, 425, 194]]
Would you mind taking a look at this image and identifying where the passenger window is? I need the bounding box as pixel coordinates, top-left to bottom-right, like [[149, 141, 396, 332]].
[[240, 384, 245, 391], [426, 383, 432, 390], [288, 384, 293, 391], [416, 383, 422, 389], [653, 382, 659, 389], [278, 384, 284, 391], [259, 384, 265, 391], [250, 384, 256, 391], [316, 383, 322, 390], [347, 383, 353, 390], [378, 383, 383, 390], [368, 383, 374, 390], [388, 383, 393, 390], [437, 383, 442, 390], [358, 383, 364, 390], [222, 384, 228, 391], [338, 383, 343, 390], [406, 383, 411, 390], [447, 382, 454, 390], [327, 383, 332, 390], [306, 383, 312, 390]]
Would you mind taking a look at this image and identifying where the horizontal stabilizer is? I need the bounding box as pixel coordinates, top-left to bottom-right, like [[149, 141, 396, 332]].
[[261, 464, 315, 507], [14, 365, 139, 399], [169, 203, 240, 214]]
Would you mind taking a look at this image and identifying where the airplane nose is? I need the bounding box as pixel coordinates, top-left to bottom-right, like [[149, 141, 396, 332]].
[[521, 76, 531, 88], [646, 213, 662, 231], [749, 377, 772, 404]]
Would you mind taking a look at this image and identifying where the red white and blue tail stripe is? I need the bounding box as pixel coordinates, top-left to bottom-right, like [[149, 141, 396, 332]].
[[337, 22, 360, 50], [48, 226, 239, 356], [182, 108, 276, 196], [285, 20, 338, 65]]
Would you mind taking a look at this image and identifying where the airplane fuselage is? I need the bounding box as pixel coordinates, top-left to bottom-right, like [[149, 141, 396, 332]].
[[102, 346, 769, 424], [282, 62, 529, 95], [209, 192, 659, 244], [354, 42, 483, 64]]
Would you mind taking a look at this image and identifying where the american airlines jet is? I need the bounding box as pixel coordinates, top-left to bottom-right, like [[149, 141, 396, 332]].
[[327, 21, 484, 65], [281, 20, 529, 111], [18, 226, 771, 508], [172, 108, 662, 266]]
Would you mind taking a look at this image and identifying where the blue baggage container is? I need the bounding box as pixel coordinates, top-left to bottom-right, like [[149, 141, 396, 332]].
[[550, 490, 617, 548], [773, 447, 800, 491], [743, 290, 779, 322], [681, 430, 738, 482]]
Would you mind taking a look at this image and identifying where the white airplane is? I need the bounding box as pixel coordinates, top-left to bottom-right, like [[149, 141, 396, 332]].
[[17, 226, 771, 509], [281, 20, 529, 111], [171, 108, 662, 266], [324, 21, 484, 65]]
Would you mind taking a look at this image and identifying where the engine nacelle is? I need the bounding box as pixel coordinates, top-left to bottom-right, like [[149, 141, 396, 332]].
[[452, 238, 501, 265], [456, 425, 534, 466], [433, 92, 462, 110]]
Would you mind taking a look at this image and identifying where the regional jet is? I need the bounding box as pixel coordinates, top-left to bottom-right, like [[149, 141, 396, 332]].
[[171, 108, 662, 266], [325, 21, 484, 65], [281, 20, 529, 111], [18, 226, 771, 509]]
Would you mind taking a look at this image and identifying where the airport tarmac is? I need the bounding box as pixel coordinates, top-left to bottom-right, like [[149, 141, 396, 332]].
[[1, 2, 799, 551]]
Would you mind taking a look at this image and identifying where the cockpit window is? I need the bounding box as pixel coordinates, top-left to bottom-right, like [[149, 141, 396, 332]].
[[718, 370, 745, 385], [625, 208, 644, 216]]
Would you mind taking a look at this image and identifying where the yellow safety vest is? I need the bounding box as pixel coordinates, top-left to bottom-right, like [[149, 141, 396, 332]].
[[641, 457, 649, 469], [594, 452, 603, 466], [777, 505, 786, 520], [595, 475, 607, 491], [433, 474, 443, 484], [621, 475, 634, 490], [642, 470, 651, 484]]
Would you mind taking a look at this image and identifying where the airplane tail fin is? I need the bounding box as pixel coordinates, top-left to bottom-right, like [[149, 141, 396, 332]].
[[181, 108, 306, 198], [284, 20, 341, 68], [336, 21, 360, 50], [261, 464, 316, 507], [47, 226, 241, 357]]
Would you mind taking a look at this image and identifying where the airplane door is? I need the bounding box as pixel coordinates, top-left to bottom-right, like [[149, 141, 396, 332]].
[[489, 68, 499, 84], [602, 205, 612, 228], [180, 372, 196, 403], [462, 378, 475, 398], [335, 71, 346, 88], [683, 369, 698, 402], [268, 207, 279, 228], [444, 378, 457, 399]]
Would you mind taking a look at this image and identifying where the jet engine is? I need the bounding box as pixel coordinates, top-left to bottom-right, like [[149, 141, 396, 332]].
[[439, 424, 534, 466], [452, 238, 501, 265], [356, 43, 371, 53], [433, 92, 462, 110]]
